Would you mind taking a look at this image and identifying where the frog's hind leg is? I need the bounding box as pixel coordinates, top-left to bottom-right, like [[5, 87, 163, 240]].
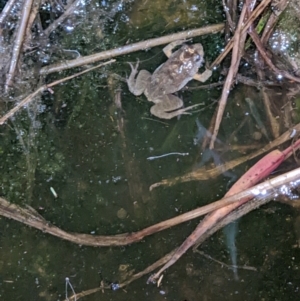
[[127, 62, 151, 96], [150, 94, 201, 119]]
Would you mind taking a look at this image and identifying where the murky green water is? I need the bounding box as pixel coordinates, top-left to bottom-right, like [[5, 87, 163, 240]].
[[1, 1, 300, 300]]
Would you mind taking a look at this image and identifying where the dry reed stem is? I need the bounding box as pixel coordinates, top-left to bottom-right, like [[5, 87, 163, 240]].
[[261, 0, 289, 44], [0, 167, 300, 248], [24, 0, 40, 49], [209, 2, 249, 149], [61, 168, 300, 297], [210, 0, 271, 68], [40, 24, 224, 75], [5, 0, 34, 91], [0, 0, 17, 26], [149, 139, 300, 282]]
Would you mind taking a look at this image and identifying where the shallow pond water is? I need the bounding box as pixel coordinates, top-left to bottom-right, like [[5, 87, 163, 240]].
[[1, 1, 300, 300]]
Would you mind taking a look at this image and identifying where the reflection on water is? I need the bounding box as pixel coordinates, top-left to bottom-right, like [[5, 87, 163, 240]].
[[224, 221, 239, 281]]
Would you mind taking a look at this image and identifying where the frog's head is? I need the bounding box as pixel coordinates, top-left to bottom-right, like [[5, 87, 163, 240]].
[[180, 43, 204, 69]]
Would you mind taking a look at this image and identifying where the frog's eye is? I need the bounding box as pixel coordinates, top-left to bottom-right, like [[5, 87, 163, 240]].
[[194, 54, 201, 62]]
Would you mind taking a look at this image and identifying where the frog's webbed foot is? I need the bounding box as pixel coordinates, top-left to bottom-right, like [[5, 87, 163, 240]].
[[127, 60, 141, 76], [127, 61, 151, 96], [150, 94, 202, 119]]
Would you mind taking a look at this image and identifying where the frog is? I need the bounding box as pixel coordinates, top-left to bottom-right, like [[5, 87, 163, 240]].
[[127, 40, 212, 119]]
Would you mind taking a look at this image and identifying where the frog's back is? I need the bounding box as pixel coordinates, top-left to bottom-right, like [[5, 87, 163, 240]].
[[148, 44, 204, 97]]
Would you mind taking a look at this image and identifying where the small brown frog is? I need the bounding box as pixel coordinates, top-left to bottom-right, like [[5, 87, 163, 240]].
[[127, 40, 212, 119]]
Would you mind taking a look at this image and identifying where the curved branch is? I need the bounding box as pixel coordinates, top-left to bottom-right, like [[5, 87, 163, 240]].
[[0, 167, 299, 247]]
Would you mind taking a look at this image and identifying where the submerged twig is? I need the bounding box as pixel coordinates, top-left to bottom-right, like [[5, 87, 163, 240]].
[[0, 171, 294, 300], [148, 140, 300, 282], [63, 174, 296, 299], [64, 250, 177, 301], [0, 59, 115, 125], [151, 123, 300, 190], [195, 250, 257, 272]]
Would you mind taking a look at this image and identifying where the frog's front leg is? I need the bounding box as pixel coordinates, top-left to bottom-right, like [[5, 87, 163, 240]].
[[127, 62, 151, 96], [150, 94, 201, 119], [193, 69, 212, 82], [163, 40, 187, 57]]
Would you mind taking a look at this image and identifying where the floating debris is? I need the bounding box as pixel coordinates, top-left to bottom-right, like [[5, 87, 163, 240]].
[[147, 152, 189, 160], [50, 187, 58, 198], [117, 208, 127, 219]]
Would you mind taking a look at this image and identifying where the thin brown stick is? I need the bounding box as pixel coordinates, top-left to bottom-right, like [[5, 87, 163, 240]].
[[193, 191, 272, 249], [261, 86, 280, 138], [5, 0, 34, 91], [148, 157, 300, 283], [0, 59, 115, 125], [65, 192, 274, 300], [39, 24, 224, 75], [64, 185, 288, 299], [0, 167, 300, 247], [222, 0, 236, 33], [261, 0, 289, 44], [210, 0, 272, 68], [0, 0, 17, 26], [209, 2, 249, 149], [255, 0, 289, 139], [235, 74, 280, 87], [195, 250, 257, 271], [24, 0, 41, 50], [64, 250, 177, 301]]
